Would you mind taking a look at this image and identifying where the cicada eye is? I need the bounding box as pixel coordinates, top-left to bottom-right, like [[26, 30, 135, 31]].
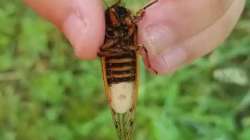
[[115, 6, 128, 19], [106, 8, 120, 25]]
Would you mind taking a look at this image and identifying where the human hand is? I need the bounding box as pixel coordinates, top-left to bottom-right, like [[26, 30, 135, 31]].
[[138, 0, 246, 73], [24, 0, 105, 59], [24, 0, 245, 74]]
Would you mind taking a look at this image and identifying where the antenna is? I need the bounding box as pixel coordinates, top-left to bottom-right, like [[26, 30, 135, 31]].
[[142, 0, 158, 10]]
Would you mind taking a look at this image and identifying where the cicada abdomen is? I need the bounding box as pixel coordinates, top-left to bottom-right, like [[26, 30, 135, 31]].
[[100, 51, 138, 140], [98, 1, 158, 140]]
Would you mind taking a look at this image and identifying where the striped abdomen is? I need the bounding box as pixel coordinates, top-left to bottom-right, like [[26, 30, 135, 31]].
[[104, 51, 137, 85]]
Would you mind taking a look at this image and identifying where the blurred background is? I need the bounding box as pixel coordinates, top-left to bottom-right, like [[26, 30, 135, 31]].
[[0, 0, 250, 140]]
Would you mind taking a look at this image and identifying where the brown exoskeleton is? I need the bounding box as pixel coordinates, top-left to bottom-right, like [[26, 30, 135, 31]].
[[98, 0, 158, 140]]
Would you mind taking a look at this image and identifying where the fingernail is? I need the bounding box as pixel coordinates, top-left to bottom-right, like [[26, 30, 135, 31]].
[[143, 24, 176, 56], [151, 47, 187, 74], [63, 14, 87, 50]]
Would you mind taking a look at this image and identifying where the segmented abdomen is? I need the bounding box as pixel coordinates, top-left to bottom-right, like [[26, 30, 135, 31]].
[[104, 51, 137, 85]]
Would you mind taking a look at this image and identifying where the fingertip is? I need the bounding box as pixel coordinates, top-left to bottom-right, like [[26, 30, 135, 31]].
[[25, 0, 105, 60], [63, 14, 104, 60], [73, 45, 97, 60], [140, 0, 245, 74], [144, 47, 187, 74], [62, 0, 105, 60]]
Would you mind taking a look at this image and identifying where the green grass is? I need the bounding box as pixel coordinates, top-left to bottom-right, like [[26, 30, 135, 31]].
[[0, 0, 250, 140]]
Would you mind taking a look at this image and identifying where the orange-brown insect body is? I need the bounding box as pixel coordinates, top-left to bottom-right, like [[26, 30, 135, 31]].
[[98, 1, 158, 140], [98, 5, 139, 140]]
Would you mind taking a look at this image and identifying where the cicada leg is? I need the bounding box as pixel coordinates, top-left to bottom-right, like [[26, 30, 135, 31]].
[[129, 40, 155, 74], [140, 46, 158, 74], [98, 39, 119, 57], [101, 40, 117, 50], [130, 44, 158, 75], [133, 0, 159, 23]]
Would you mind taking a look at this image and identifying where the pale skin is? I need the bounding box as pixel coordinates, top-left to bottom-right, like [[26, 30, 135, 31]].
[[24, 0, 246, 74]]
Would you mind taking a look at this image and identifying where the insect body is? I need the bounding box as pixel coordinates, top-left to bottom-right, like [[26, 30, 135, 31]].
[[99, 5, 138, 140], [98, 1, 158, 140]]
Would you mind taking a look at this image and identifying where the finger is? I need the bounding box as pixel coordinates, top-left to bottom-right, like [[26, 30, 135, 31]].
[[24, 0, 105, 59], [138, 0, 245, 74]]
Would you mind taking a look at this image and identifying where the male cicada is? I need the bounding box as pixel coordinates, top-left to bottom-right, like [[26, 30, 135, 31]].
[[98, 0, 158, 139]]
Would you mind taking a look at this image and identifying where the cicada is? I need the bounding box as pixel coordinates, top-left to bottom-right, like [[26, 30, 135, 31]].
[[98, 0, 158, 139]]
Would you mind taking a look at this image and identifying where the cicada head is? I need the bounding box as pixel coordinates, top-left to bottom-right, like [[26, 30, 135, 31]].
[[105, 5, 132, 26]]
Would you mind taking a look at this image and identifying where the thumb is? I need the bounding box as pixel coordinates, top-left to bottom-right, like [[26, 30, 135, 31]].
[[138, 0, 245, 74], [24, 0, 105, 59]]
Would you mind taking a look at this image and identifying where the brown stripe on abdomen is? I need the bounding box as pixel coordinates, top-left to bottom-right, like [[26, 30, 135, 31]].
[[105, 51, 137, 85]]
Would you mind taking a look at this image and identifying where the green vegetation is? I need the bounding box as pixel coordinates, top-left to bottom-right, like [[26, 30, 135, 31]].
[[0, 0, 250, 140]]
